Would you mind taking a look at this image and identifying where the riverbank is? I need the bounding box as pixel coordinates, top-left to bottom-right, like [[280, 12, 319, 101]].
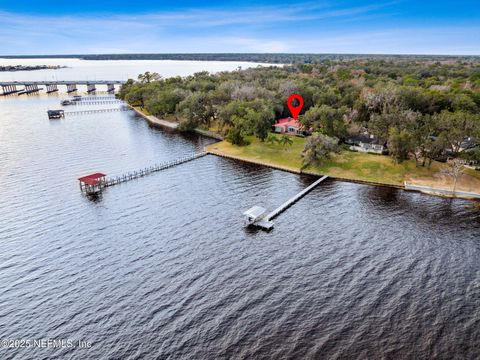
[[130, 105, 223, 140], [129, 105, 178, 129], [206, 136, 480, 200]]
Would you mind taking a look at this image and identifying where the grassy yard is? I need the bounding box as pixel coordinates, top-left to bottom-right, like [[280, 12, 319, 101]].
[[206, 134, 480, 192], [208, 134, 305, 172]]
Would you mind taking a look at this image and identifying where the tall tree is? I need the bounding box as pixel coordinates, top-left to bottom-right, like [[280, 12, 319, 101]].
[[435, 111, 480, 156], [388, 128, 414, 163], [137, 71, 161, 84], [177, 92, 214, 130], [302, 133, 339, 166], [301, 105, 347, 138]]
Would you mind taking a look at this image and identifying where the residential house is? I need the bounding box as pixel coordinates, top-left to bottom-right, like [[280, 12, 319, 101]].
[[272, 117, 305, 136], [346, 133, 386, 155]]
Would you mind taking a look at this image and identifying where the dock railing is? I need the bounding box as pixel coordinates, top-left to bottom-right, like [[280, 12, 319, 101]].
[[64, 107, 130, 116], [104, 152, 207, 187], [264, 175, 329, 221]]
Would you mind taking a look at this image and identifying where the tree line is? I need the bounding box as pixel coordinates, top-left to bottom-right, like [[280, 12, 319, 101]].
[[5, 53, 480, 65]]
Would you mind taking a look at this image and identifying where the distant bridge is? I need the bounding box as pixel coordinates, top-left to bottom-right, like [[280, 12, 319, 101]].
[[0, 80, 126, 95]]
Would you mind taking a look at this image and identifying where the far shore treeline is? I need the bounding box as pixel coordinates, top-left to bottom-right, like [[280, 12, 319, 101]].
[[4, 53, 480, 64], [117, 57, 480, 167]]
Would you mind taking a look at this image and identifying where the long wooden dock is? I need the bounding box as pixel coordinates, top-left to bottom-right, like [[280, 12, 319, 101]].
[[104, 152, 207, 187], [77, 96, 117, 101], [265, 176, 329, 222], [64, 100, 123, 106], [249, 175, 329, 230], [1, 80, 125, 95], [64, 107, 130, 116]]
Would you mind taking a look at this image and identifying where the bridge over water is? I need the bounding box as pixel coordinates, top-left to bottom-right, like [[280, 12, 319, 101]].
[[0, 80, 126, 95]]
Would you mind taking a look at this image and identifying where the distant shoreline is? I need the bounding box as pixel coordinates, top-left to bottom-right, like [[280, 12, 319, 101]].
[[1, 53, 480, 64], [0, 65, 66, 72]]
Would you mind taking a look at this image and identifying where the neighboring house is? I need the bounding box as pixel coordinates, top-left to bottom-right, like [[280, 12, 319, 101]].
[[273, 117, 306, 136], [444, 136, 478, 156], [346, 134, 386, 155], [459, 137, 477, 152]]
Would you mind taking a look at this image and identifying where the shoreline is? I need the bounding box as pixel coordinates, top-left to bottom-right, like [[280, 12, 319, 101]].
[[129, 105, 223, 140], [206, 147, 406, 189], [206, 144, 480, 200], [129, 106, 479, 201], [128, 105, 178, 129], [206, 148, 480, 201]]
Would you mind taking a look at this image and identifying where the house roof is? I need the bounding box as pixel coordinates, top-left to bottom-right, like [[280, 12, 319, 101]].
[[347, 134, 385, 146], [460, 137, 477, 150], [273, 117, 302, 129]]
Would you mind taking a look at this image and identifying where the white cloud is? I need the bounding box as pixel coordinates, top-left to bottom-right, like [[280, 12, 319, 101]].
[[287, 27, 480, 55], [0, 2, 478, 55]]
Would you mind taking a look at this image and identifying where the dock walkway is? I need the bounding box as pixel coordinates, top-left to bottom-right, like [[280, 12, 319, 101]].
[[78, 96, 116, 101], [65, 100, 123, 106], [249, 175, 329, 230], [64, 107, 130, 116], [265, 176, 329, 221], [104, 152, 206, 187]]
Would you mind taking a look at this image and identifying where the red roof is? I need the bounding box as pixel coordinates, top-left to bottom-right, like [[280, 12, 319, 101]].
[[79, 177, 101, 186], [87, 172, 106, 178], [78, 172, 106, 184], [273, 117, 302, 129]]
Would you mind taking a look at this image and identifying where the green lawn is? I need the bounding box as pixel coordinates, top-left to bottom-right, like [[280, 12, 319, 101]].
[[308, 149, 445, 186], [206, 134, 453, 187], [208, 134, 305, 172]]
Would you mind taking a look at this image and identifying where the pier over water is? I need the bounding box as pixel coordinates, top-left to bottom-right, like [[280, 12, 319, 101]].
[[0, 80, 126, 95], [245, 175, 329, 231], [79, 152, 207, 195]]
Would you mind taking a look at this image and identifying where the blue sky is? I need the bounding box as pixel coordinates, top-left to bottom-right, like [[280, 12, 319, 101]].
[[0, 1, 478, 55]]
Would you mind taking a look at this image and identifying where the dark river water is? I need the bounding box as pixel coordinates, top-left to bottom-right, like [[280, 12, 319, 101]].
[[0, 95, 479, 360]]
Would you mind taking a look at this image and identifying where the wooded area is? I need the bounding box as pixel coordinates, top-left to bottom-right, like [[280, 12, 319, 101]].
[[118, 58, 480, 167]]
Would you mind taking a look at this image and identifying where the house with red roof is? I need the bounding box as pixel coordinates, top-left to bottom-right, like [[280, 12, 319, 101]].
[[272, 117, 305, 136]]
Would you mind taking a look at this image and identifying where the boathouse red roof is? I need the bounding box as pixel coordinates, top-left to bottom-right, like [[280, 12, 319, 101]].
[[78, 172, 106, 185], [78, 177, 101, 186]]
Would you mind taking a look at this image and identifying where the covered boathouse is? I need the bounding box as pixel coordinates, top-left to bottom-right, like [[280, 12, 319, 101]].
[[78, 173, 107, 195], [47, 110, 65, 119]]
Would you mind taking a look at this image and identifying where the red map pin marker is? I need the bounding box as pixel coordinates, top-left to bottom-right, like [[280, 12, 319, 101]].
[[287, 94, 304, 120]]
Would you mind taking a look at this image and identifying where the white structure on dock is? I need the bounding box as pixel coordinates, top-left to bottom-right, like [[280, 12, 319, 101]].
[[243, 206, 274, 230], [245, 175, 329, 231], [243, 206, 266, 224]]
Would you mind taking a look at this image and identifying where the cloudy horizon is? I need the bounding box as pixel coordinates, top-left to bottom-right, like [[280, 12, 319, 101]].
[[0, 0, 479, 56]]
